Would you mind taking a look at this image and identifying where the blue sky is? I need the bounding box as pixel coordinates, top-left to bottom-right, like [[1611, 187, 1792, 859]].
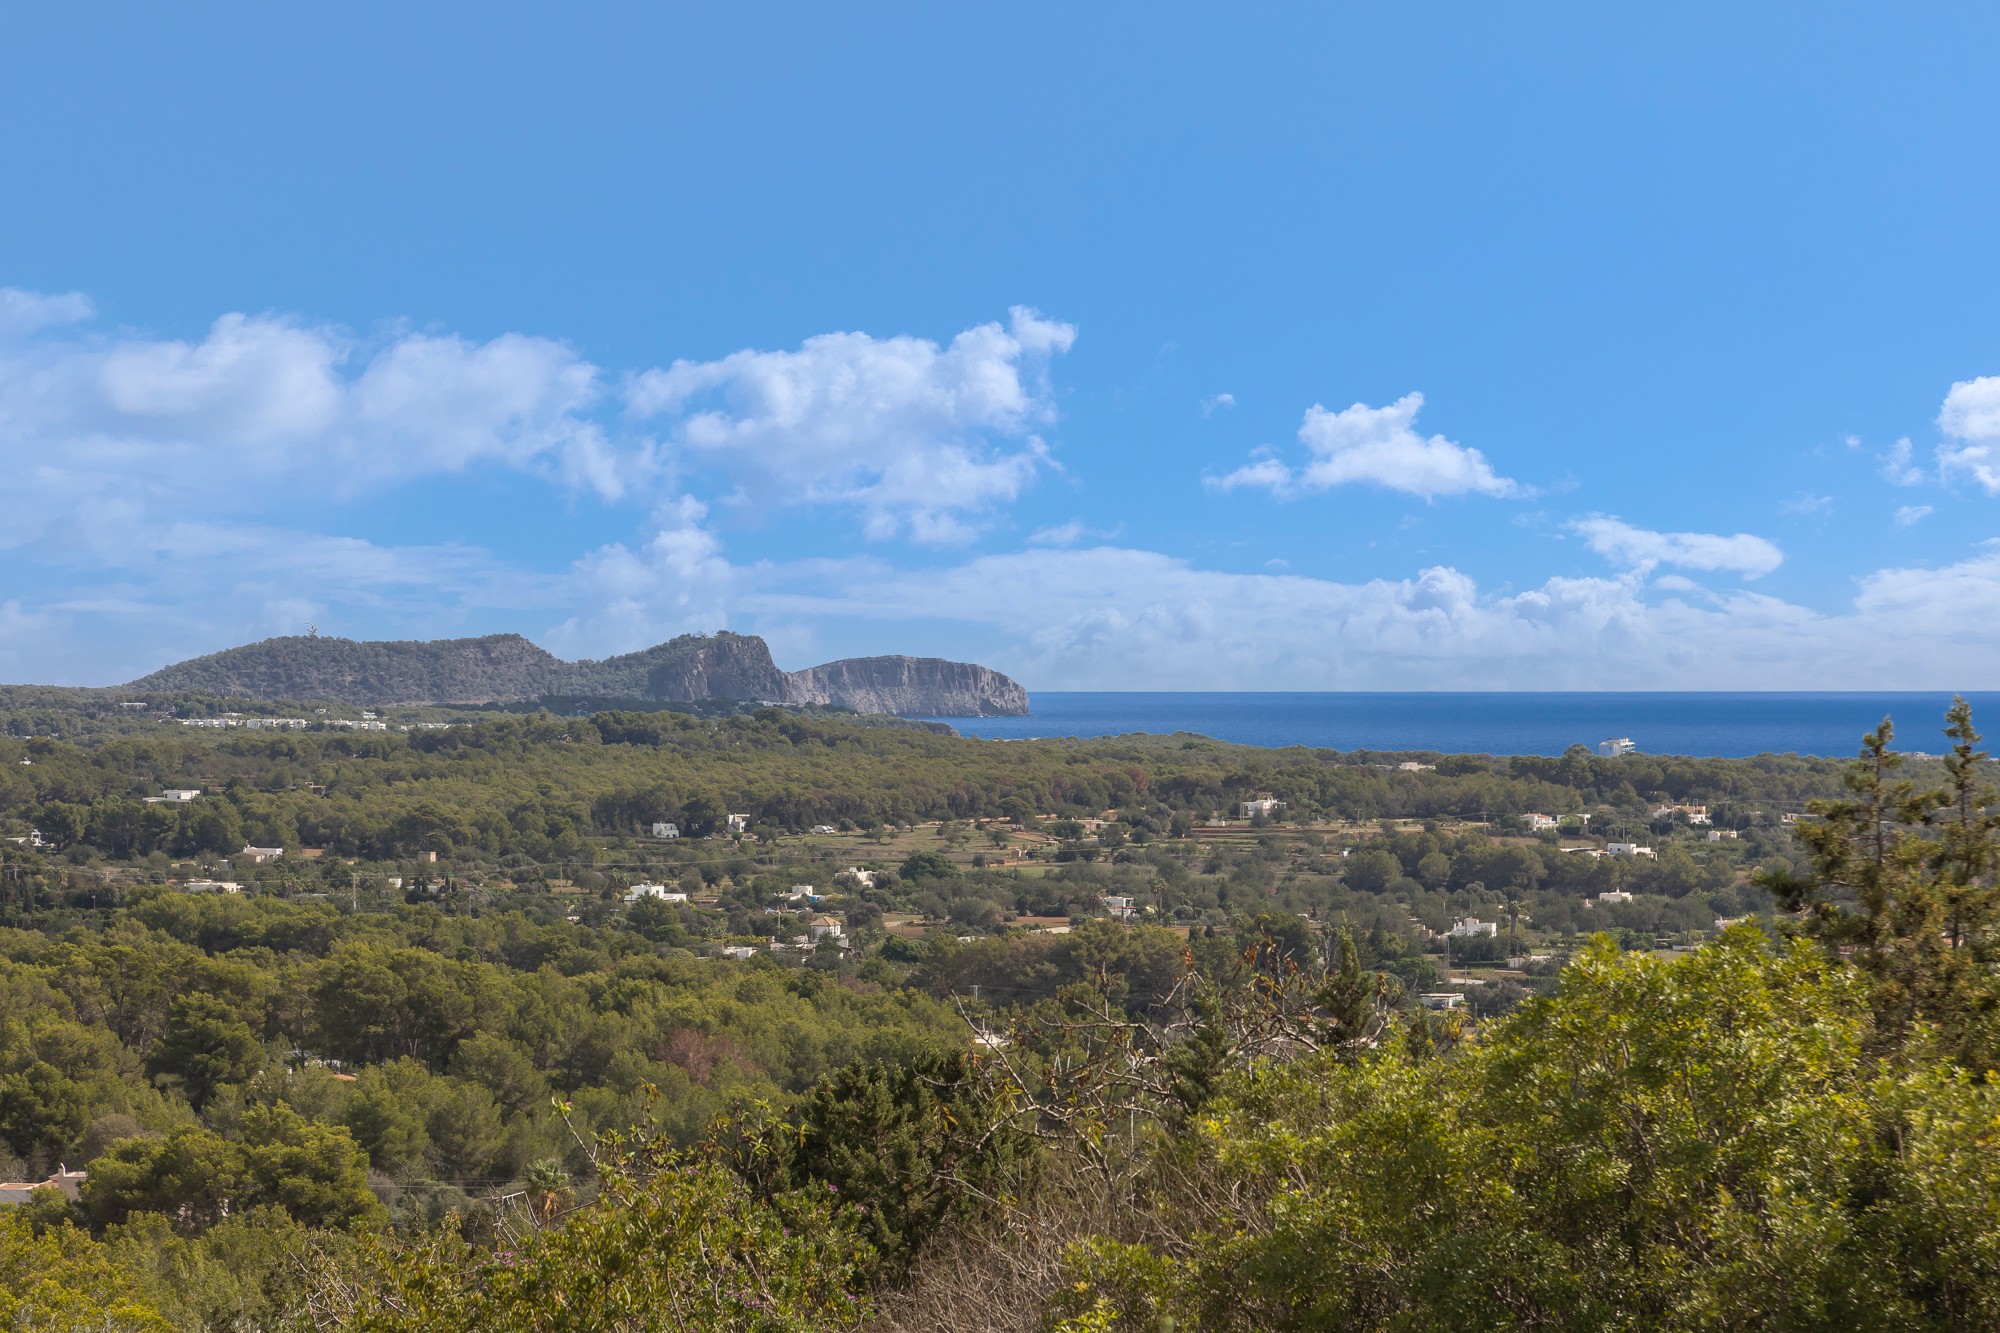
[[4, 2, 2000, 689]]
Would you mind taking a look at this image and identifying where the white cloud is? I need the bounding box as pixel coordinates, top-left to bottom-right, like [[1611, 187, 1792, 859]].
[[0, 296, 625, 571], [1894, 504, 1934, 527], [1939, 375, 2000, 494], [626, 306, 1075, 543], [1029, 520, 1086, 547], [1880, 436, 1927, 487], [1209, 392, 1522, 500], [0, 288, 94, 339], [1200, 392, 1235, 416], [709, 541, 2000, 690], [1570, 515, 1784, 579], [1780, 493, 1835, 516], [542, 496, 738, 658]]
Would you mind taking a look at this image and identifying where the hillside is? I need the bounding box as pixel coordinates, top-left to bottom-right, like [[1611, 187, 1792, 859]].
[[121, 630, 1030, 716]]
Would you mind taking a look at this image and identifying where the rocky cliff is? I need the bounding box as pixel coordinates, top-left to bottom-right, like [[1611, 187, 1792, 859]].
[[123, 631, 1030, 716], [789, 656, 1030, 718]]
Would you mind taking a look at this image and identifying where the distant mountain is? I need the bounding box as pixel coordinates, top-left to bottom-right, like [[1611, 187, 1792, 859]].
[[123, 631, 1031, 716]]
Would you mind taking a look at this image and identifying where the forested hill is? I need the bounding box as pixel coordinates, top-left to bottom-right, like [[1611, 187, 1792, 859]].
[[119, 630, 1030, 715]]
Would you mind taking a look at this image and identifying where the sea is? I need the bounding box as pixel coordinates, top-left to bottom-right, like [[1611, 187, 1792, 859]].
[[923, 692, 2000, 759]]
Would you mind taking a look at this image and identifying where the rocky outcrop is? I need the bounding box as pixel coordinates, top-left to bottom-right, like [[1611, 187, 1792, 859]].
[[790, 656, 1030, 717], [122, 631, 1030, 716], [566, 632, 794, 703]]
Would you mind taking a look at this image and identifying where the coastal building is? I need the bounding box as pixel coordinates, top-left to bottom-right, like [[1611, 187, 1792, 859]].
[[1596, 737, 1638, 757], [651, 822, 680, 839]]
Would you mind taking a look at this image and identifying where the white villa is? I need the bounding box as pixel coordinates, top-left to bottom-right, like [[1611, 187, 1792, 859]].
[[624, 884, 688, 903]]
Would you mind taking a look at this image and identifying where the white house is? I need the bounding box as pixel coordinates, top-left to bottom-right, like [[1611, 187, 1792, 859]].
[[1595, 890, 1634, 905], [0, 1167, 86, 1206], [1707, 829, 1740, 842], [726, 813, 752, 834], [838, 867, 879, 889], [184, 879, 241, 894], [810, 824, 839, 835], [1596, 737, 1638, 757], [1103, 894, 1137, 920], [1447, 917, 1498, 938], [1419, 992, 1466, 1010], [144, 788, 203, 804], [719, 946, 758, 961], [808, 914, 847, 943], [1241, 798, 1285, 819], [651, 822, 680, 839], [1396, 761, 1435, 772], [1523, 813, 1558, 831], [624, 884, 688, 903], [1605, 843, 1655, 859], [242, 844, 284, 864]]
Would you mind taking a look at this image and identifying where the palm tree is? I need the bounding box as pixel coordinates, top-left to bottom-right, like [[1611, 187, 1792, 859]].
[[523, 1158, 572, 1226]]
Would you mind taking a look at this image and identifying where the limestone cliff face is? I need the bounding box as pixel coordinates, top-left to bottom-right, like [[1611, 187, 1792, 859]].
[[788, 656, 1031, 717], [120, 631, 1030, 716]]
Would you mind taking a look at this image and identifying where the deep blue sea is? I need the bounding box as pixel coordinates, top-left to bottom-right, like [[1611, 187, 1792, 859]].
[[924, 693, 2000, 759]]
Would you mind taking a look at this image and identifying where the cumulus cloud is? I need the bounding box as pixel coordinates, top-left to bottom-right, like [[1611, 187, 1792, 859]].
[[626, 306, 1075, 543], [542, 496, 738, 658], [0, 293, 625, 571], [1208, 392, 1521, 500], [1939, 375, 2000, 494], [1894, 505, 1934, 527], [1570, 515, 1784, 579]]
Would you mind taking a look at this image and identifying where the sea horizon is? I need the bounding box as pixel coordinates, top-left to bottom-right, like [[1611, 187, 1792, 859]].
[[926, 690, 2000, 759]]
